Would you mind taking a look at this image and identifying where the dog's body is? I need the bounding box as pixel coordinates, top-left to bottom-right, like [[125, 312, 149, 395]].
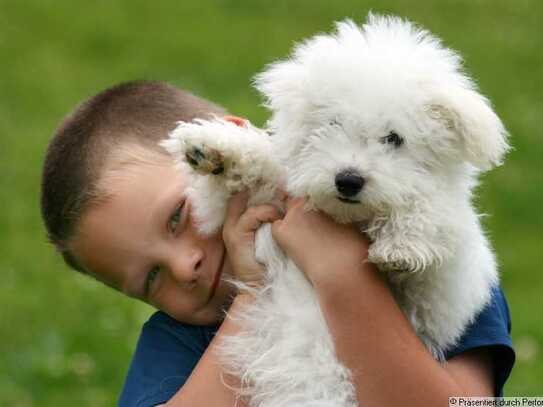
[[163, 14, 509, 407]]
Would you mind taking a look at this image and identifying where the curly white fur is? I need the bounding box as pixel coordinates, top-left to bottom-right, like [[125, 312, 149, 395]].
[[163, 13, 509, 407]]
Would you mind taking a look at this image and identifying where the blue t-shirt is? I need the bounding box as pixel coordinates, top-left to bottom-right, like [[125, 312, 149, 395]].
[[118, 286, 515, 406]]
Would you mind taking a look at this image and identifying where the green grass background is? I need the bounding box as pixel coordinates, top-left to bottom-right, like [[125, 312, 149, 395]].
[[1, 0, 541, 404]]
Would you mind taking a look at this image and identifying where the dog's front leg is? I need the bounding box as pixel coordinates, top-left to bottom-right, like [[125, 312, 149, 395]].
[[168, 119, 282, 197]]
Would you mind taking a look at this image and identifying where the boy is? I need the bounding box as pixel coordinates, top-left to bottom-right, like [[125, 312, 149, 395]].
[[41, 81, 514, 406]]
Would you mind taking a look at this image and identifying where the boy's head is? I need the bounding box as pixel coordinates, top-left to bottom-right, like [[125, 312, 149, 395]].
[[41, 81, 234, 324]]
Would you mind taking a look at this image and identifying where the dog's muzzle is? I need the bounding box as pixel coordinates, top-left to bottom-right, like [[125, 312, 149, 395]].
[[335, 170, 365, 201]]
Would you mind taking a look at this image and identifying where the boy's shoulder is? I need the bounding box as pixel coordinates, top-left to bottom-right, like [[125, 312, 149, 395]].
[[446, 285, 513, 356], [144, 311, 218, 347], [118, 311, 218, 407], [445, 285, 515, 396]]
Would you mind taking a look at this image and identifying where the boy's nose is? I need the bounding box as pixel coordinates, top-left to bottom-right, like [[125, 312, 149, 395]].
[[169, 249, 203, 284]]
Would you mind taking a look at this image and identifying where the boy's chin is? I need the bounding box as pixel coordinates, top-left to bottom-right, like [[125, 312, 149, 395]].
[[193, 283, 235, 325]]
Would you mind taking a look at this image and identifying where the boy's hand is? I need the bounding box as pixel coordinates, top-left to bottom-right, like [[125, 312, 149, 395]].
[[271, 197, 371, 287], [223, 191, 282, 287]]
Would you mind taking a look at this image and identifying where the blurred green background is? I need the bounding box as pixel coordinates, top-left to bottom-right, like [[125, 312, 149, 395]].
[[1, 0, 541, 404]]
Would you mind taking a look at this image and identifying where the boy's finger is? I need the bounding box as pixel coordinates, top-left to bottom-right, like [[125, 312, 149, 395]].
[[285, 196, 306, 211], [224, 190, 250, 226], [275, 188, 288, 202], [237, 204, 283, 233]]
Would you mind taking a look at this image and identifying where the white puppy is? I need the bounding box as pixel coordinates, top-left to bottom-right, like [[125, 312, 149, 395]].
[[162, 13, 509, 407]]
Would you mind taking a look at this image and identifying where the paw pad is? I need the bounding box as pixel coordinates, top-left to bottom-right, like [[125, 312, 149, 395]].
[[185, 146, 225, 175]]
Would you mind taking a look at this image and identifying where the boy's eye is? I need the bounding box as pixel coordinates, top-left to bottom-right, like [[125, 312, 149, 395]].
[[145, 266, 161, 296], [168, 202, 185, 233]]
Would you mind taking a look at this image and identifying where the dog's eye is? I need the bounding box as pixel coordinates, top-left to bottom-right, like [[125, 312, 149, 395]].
[[381, 131, 404, 148]]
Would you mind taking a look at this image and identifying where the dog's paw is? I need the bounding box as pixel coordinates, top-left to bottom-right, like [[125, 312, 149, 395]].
[[184, 143, 225, 175], [170, 118, 281, 196], [368, 244, 426, 273]]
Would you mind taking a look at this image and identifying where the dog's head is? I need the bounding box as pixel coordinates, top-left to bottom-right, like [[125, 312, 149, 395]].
[[255, 14, 510, 222]]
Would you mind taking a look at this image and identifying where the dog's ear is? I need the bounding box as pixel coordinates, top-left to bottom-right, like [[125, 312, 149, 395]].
[[254, 61, 309, 119], [425, 86, 510, 170]]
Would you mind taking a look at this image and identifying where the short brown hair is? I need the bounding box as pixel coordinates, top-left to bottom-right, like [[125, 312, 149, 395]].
[[41, 80, 226, 272]]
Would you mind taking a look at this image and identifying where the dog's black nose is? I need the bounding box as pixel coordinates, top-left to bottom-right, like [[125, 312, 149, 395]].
[[335, 171, 365, 197]]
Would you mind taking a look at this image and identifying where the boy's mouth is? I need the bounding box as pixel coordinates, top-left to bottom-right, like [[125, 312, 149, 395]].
[[207, 249, 226, 303]]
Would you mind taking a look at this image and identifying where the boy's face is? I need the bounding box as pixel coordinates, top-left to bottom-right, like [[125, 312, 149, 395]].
[[71, 157, 234, 325]]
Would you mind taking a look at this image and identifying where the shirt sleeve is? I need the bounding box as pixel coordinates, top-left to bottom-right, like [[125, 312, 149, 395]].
[[444, 285, 515, 396], [118, 311, 218, 407]]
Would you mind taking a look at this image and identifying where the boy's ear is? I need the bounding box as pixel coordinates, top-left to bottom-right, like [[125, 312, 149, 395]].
[[223, 115, 248, 128], [425, 86, 510, 170]]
